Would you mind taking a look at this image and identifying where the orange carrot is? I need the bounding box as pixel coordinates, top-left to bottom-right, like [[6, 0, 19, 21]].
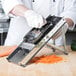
[[30, 54, 63, 64], [0, 46, 17, 57]]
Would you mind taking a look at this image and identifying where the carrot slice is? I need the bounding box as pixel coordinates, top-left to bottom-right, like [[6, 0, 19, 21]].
[[30, 54, 63, 64], [0, 46, 17, 57]]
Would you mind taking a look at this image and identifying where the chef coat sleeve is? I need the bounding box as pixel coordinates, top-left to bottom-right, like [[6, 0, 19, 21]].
[[60, 0, 76, 30], [1, 0, 23, 15]]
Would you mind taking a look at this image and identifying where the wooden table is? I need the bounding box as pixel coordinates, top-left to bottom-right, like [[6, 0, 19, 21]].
[[0, 46, 76, 76]]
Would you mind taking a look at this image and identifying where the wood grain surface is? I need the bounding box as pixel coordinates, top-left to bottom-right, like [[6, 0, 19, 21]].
[[0, 46, 76, 76]]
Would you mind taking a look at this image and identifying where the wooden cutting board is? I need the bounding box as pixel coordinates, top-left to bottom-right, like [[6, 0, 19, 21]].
[[0, 46, 76, 76]]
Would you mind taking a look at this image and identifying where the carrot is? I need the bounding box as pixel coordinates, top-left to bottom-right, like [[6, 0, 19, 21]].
[[0, 46, 17, 57], [30, 54, 63, 64]]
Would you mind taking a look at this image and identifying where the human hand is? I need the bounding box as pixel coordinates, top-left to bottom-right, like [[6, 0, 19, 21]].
[[24, 10, 46, 28]]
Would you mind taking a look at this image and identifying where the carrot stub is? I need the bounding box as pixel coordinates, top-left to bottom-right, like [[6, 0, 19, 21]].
[[30, 54, 63, 64]]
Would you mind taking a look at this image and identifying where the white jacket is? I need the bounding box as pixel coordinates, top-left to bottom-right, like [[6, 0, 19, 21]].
[[1, 0, 76, 45], [2, 0, 76, 23]]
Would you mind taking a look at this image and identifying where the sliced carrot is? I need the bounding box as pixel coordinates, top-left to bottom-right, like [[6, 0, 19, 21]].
[[30, 54, 63, 64], [0, 46, 17, 57]]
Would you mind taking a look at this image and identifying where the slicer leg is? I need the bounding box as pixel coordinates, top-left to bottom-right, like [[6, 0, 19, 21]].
[[62, 26, 68, 55], [52, 39, 56, 52], [46, 26, 68, 55]]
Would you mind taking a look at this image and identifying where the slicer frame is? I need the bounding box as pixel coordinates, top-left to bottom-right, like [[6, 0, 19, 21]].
[[7, 15, 68, 67]]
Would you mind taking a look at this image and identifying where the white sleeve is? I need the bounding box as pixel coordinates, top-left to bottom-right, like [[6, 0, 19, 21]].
[[60, 0, 76, 30], [1, 0, 23, 15]]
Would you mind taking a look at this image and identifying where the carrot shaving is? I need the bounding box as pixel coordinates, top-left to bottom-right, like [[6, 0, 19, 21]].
[[0, 46, 17, 57], [30, 54, 63, 64]]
